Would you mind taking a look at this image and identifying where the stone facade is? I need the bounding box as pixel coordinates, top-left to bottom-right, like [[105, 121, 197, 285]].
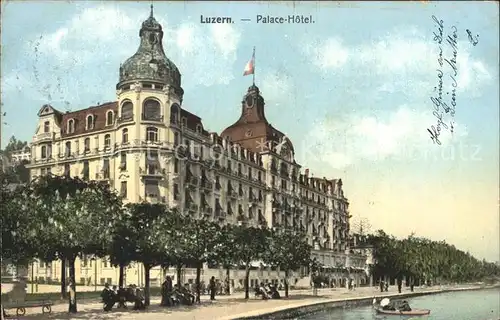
[[24, 7, 360, 288]]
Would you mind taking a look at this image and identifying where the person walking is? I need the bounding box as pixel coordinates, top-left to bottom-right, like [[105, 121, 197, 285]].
[[209, 276, 216, 301]]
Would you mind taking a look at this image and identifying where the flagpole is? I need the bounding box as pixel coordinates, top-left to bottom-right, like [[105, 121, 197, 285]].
[[252, 46, 256, 86]]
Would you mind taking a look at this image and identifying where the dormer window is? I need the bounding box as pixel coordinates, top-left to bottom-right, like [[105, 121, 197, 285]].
[[43, 121, 50, 133], [181, 117, 187, 127], [86, 115, 94, 130], [106, 110, 114, 126], [67, 119, 75, 134], [196, 124, 202, 134]]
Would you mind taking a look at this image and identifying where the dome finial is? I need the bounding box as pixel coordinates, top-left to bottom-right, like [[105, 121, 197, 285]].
[[150, 3, 154, 18]]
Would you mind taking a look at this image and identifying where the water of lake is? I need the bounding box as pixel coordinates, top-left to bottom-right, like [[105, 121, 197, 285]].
[[299, 288, 500, 320]]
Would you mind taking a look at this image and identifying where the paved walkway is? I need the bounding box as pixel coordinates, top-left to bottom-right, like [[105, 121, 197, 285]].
[[7, 284, 483, 320]]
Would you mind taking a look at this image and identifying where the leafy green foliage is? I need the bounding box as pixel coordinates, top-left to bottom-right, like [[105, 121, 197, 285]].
[[263, 228, 312, 297], [365, 230, 500, 283]]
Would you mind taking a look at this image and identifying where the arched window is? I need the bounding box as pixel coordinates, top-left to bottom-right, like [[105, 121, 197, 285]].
[[146, 127, 158, 142], [143, 99, 161, 121], [65, 141, 71, 156], [67, 119, 75, 133], [84, 138, 90, 152], [41, 146, 47, 159], [170, 104, 180, 124], [122, 128, 128, 143], [106, 110, 114, 126], [86, 115, 94, 130], [196, 124, 202, 134], [104, 134, 111, 149], [121, 101, 133, 120]]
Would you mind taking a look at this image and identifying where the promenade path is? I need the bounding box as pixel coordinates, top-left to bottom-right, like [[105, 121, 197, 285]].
[[10, 284, 481, 320]]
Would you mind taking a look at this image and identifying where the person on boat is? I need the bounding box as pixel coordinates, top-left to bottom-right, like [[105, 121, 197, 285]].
[[398, 300, 412, 311], [382, 300, 397, 311]]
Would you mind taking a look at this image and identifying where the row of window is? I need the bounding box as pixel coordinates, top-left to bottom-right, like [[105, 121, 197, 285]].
[[63, 99, 168, 134]]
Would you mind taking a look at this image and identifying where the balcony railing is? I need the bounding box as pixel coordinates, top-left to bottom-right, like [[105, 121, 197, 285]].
[[139, 166, 164, 178], [117, 115, 134, 124], [201, 180, 213, 191], [141, 114, 164, 122], [187, 203, 199, 212], [35, 132, 54, 142]]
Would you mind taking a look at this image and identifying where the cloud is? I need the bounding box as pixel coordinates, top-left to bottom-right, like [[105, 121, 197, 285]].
[[303, 29, 493, 94], [303, 37, 349, 71], [260, 69, 293, 106], [299, 105, 468, 170], [5, 4, 241, 104], [165, 23, 241, 87]]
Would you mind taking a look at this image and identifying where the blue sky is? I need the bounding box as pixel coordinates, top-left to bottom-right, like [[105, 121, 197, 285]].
[[1, 1, 499, 260]]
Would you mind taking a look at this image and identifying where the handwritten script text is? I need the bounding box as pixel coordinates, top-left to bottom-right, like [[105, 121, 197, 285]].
[[428, 16, 458, 145]]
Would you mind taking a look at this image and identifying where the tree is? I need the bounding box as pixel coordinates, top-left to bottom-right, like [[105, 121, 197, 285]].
[[125, 203, 174, 306], [108, 205, 135, 289], [20, 175, 122, 313], [263, 228, 312, 297], [175, 216, 221, 303], [232, 225, 270, 299], [212, 224, 239, 295]]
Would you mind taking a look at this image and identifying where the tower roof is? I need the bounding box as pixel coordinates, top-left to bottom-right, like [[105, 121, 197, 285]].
[[117, 6, 182, 93], [221, 85, 295, 155]]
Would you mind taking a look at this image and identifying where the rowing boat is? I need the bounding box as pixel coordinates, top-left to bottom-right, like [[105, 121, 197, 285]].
[[375, 308, 431, 316]]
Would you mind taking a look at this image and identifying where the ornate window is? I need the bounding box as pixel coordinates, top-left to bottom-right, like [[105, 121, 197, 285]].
[[170, 104, 180, 124], [86, 115, 94, 130], [41, 146, 47, 159], [121, 101, 133, 120], [104, 134, 111, 149], [174, 132, 179, 146], [43, 121, 50, 133], [106, 110, 114, 126], [196, 124, 202, 134], [122, 128, 128, 143], [146, 127, 158, 142], [65, 141, 71, 156], [67, 119, 75, 133], [84, 138, 90, 152], [143, 99, 161, 121]]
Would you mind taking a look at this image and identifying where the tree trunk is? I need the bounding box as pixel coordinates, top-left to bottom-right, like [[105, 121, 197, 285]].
[[244, 266, 250, 299], [119, 264, 125, 288], [60, 259, 67, 299], [143, 263, 151, 306], [68, 256, 77, 313], [176, 265, 182, 288], [284, 269, 290, 298], [226, 266, 231, 295], [1, 258, 4, 320], [195, 262, 202, 303]]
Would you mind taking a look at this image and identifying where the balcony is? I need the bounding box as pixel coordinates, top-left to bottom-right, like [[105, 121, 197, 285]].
[[229, 190, 239, 199], [187, 203, 199, 213], [139, 166, 164, 179], [35, 132, 54, 142], [202, 206, 213, 214], [95, 172, 110, 181], [145, 196, 166, 204], [186, 176, 198, 189], [117, 115, 134, 124], [214, 210, 226, 220], [141, 114, 164, 122], [201, 180, 213, 192]]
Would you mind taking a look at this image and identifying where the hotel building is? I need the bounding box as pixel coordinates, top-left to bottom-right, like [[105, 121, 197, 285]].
[[25, 8, 366, 289]]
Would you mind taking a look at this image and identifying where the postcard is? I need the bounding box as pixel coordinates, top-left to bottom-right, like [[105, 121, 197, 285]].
[[0, 1, 498, 319]]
